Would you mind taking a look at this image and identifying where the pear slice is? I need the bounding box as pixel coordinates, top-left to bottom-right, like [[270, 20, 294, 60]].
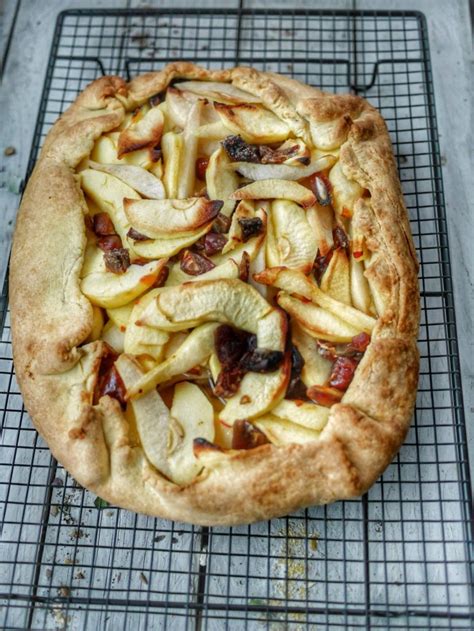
[[167, 382, 215, 485], [81, 259, 166, 309], [277, 292, 359, 342], [89, 161, 165, 199], [219, 309, 289, 424], [117, 106, 164, 158], [271, 399, 329, 431], [215, 103, 290, 144], [80, 169, 140, 244], [81, 243, 106, 278], [253, 416, 321, 445], [91, 132, 155, 169], [124, 197, 222, 239], [209, 352, 222, 383], [161, 131, 183, 198], [231, 179, 316, 209], [140, 279, 272, 334], [195, 121, 230, 140], [115, 354, 173, 480], [178, 100, 202, 198], [265, 206, 280, 269], [124, 288, 169, 361], [291, 322, 332, 387], [166, 258, 239, 287], [328, 161, 364, 219], [165, 87, 195, 128], [127, 323, 220, 397], [270, 200, 318, 273], [231, 152, 336, 181], [206, 146, 240, 217], [101, 320, 125, 353], [175, 80, 261, 104], [106, 302, 134, 330], [131, 224, 211, 259], [248, 236, 268, 299], [306, 204, 334, 256], [256, 267, 376, 333], [320, 248, 352, 306]]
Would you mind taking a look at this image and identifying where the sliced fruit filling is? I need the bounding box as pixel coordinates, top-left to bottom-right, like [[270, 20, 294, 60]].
[[77, 79, 380, 485]]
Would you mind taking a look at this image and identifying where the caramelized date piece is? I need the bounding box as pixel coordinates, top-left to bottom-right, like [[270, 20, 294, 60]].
[[215, 325, 254, 367], [212, 212, 232, 234], [203, 232, 227, 256], [333, 225, 350, 255], [329, 357, 359, 391], [313, 249, 334, 285], [238, 251, 250, 282], [222, 135, 260, 163], [232, 419, 270, 450], [103, 248, 131, 274], [238, 217, 264, 242], [286, 345, 308, 400], [348, 332, 370, 353], [306, 385, 343, 407], [94, 344, 126, 407], [240, 349, 284, 373], [127, 227, 152, 241], [93, 212, 116, 236], [97, 235, 123, 252], [180, 250, 215, 276], [214, 366, 246, 399], [195, 157, 210, 181]]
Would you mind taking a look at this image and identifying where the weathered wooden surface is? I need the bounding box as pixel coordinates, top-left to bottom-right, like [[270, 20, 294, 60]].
[[0, 1, 472, 629]]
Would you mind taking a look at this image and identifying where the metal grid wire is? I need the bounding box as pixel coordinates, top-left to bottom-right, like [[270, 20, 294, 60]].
[[0, 8, 473, 630]]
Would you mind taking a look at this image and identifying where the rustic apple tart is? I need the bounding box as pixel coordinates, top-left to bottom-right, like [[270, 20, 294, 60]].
[[10, 63, 419, 525]]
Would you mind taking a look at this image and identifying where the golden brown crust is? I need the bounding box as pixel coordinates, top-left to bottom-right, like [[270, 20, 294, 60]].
[[10, 63, 420, 525]]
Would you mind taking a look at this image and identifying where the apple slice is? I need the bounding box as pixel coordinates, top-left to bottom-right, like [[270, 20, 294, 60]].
[[81, 259, 166, 309], [91, 132, 155, 169], [165, 87, 194, 128], [115, 354, 173, 479], [253, 416, 321, 445], [231, 179, 316, 209], [140, 279, 273, 334], [206, 146, 240, 217], [130, 224, 211, 259], [320, 248, 352, 306], [270, 200, 318, 273], [248, 236, 268, 299], [195, 121, 230, 140], [350, 252, 374, 314], [221, 200, 256, 255], [178, 100, 202, 198], [256, 267, 376, 333], [291, 322, 333, 387], [306, 204, 334, 256], [124, 197, 221, 239], [81, 243, 106, 277], [101, 320, 125, 353], [86, 305, 104, 342], [265, 205, 280, 269], [166, 258, 239, 287], [215, 103, 290, 144], [175, 80, 261, 104], [123, 288, 169, 361], [89, 161, 165, 199], [106, 302, 134, 330], [208, 352, 222, 383], [80, 169, 140, 244], [271, 399, 329, 431], [328, 161, 364, 219], [277, 292, 360, 342], [231, 152, 336, 181], [117, 106, 164, 158], [127, 323, 220, 397], [166, 382, 215, 485], [161, 131, 183, 199]]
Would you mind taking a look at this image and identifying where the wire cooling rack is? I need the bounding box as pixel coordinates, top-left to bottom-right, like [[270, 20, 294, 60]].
[[1, 8, 473, 630]]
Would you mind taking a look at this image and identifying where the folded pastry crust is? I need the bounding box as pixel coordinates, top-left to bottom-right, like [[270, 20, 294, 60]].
[[10, 63, 419, 525]]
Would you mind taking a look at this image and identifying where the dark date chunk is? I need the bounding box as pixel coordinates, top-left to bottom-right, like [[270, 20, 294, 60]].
[[97, 235, 123, 252], [333, 225, 350, 254], [221, 135, 261, 163], [104, 248, 131, 274], [212, 212, 232, 234], [286, 344, 308, 400], [93, 344, 126, 408], [195, 157, 210, 181], [329, 357, 359, 391], [240, 349, 284, 373], [232, 419, 269, 450], [238, 251, 250, 282], [214, 365, 245, 399], [180, 250, 215, 276], [215, 325, 254, 367], [306, 385, 343, 407], [203, 232, 227, 256], [238, 217, 264, 242], [93, 212, 116, 236], [127, 227, 152, 241], [313, 249, 334, 285]]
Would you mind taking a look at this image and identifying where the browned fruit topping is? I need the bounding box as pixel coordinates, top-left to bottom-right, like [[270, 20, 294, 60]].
[[97, 235, 123, 252], [103, 248, 131, 274], [231, 419, 270, 450], [306, 385, 343, 407], [180, 250, 216, 276], [93, 212, 116, 236], [238, 217, 264, 242]]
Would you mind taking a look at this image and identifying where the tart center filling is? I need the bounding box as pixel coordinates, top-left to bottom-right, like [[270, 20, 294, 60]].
[[78, 80, 379, 486]]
